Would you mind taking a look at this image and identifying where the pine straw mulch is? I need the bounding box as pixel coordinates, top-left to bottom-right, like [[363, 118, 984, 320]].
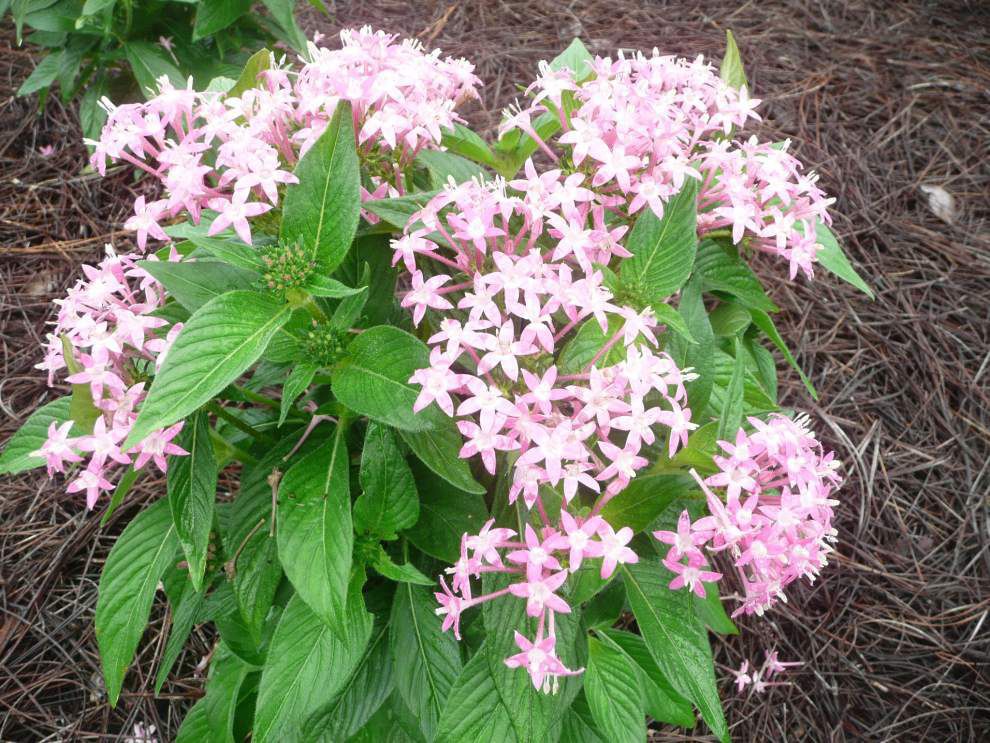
[[2, 1, 989, 740]]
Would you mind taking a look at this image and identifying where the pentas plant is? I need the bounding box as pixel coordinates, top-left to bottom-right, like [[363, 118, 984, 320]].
[[0, 30, 873, 743]]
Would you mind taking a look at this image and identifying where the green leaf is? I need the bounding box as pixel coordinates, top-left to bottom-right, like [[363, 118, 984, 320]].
[[600, 473, 692, 533], [137, 259, 259, 313], [281, 101, 361, 273], [253, 582, 373, 741], [621, 559, 728, 742], [417, 149, 488, 188], [620, 179, 698, 300], [193, 0, 251, 39], [709, 301, 752, 337], [16, 50, 62, 96], [400, 419, 486, 496], [169, 227, 266, 272], [749, 308, 817, 399], [669, 422, 721, 475], [302, 610, 395, 740], [203, 644, 252, 742], [354, 423, 419, 538], [695, 239, 778, 312], [124, 41, 184, 98], [584, 636, 645, 743], [277, 425, 352, 628], [391, 583, 463, 739], [372, 548, 434, 585], [361, 190, 439, 234], [582, 578, 626, 630], [440, 123, 497, 167], [693, 584, 739, 636], [260, 0, 307, 51], [405, 461, 489, 562], [651, 301, 695, 343], [82, 0, 116, 15], [719, 30, 748, 92], [304, 275, 364, 298], [668, 278, 716, 415], [598, 629, 696, 728], [125, 290, 292, 448], [79, 73, 108, 142], [813, 220, 874, 299], [550, 37, 594, 81], [436, 643, 517, 742], [557, 315, 624, 374], [155, 576, 206, 693], [279, 362, 317, 427], [227, 48, 271, 98], [332, 325, 435, 432], [167, 411, 217, 591], [0, 396, 70, 475], [60, 336, 100, 435], [330, 264, 371, 331], [717, 338, 746, 440], [96, 499, 179, 706], [100, 466, 139, 526], [175, 697, 211, 742], [560, 692, 608, 743]]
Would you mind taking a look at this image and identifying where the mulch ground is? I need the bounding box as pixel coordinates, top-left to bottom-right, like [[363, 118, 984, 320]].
[[2, 1, 989, 740]]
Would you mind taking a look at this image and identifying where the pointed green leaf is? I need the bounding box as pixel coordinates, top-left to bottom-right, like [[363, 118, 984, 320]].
[[695, 239, 778, 312], [332, 325, 436, 432], [719, 30, 748, 92], [749, 308, 817, 399], [96, 499, 179, 706], [390, 583, 463, 739], [372, 548, 434, 585], [417, 149, 488, 188], [125, 290, 292, 448], [405, 461, 488, 561], [0, 396, 70, 475], [277, 425, 352, 627], [227, 48, 271, 99], [717, 338, 746, 440], [550, 37, 594, 81], [124, 41, 183, 97], [585, 636, 645, 743], [167, 411, 217, 591], [399, 420, 486, 495], [281, 100, 360, 273], [137, 259, 259, 313], [435, 643, 517, 742], [279, 362, 317, 427], [600, 473, 692, 533], [193, 0, 251, 40], [621, 559, 728, 742], [305, 275, 363, 298], [253, 582, 373, 742], [203, 644, 252, 743], [440, 123, 496, 167], [155, 577, 206, 693], [354, 422, 419, 538], [620, 179, 698, 300], [814, 220, 875, 299]]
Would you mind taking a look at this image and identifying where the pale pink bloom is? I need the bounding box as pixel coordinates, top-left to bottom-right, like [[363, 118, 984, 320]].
[[507, 525, 566, 581], [664, 553, 722, 598], [559, 511, 603, 572], [31, 420, 82, 475], [456, 416, 519, 474], [595, 521, 638, 579], [434, 577, 466, 640], [409, 348, 461, 416], [124, 196, 169, 251], [477, 322, 534, 381], [653, 509, 708, 562], [207, 193, 272, 245], [132, 422, 187, 472], [67, 464, 114, 509], [504, 631, 582, 693], [508, 570, 571, 617], [464, 519, 516, 565], [76, 416, 131, 469], [401, 271, 453, 326]]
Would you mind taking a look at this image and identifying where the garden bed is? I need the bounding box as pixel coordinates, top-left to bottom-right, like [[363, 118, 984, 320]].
[[1, 1, 988, 739]]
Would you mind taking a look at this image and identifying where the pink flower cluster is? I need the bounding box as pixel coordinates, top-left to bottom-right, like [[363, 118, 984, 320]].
[[654, 414, 842, 617], [89, 27, 480, 248], [436, 515, 638, 692], [33, 247, 187, 507], [401, 174, 699, 505], [398, 172, 701, 688], [731, 651, 802, 695], [505, 50, 834, 278]]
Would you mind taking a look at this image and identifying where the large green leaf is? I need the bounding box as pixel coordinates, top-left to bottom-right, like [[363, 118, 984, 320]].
[[0, 396, 70, 475], [281, 101, 361, 273], [668, 277, 716, 415], [600, 473, 692, 533], [435, 643, 517, 742], [390, 583, 463, 739], [277, 425, 352, 628], [560, 692, 608, 743], [621, 559, 728, 742], [227, 48, 271, 98], [175, 697, 211, 742], [362, 190, 439, 234], [598, 629, 696, 728], [278, 362, 317, 427], [124, 41, 183, 98], [155, 577, 206, 693], [694, 239, 777, 312], [16, 49, 62, 96], [354, 423, 419, 538], [260, 0, 307, 51], [557, 315, 625, 374], [550, 37, 594, 81], [167, 411, 217, 591], [193, 0, 251, 39], [584, 637, 645, 743], [202, 644, 252, 743], [95, 499, 179, 706], [749, 308, 817, 399], [252, 582, 373, 742], [125, 290, 291, 448], [814, 220, 875, 298], [137, 259, 259, 313], [332, 325, 435, 432], [440, 123, 497, 168], [620, 179, 698, 300], [405, 461, 489, 562], [416, 149, 488, 188], [302, 609, 395, 741], [399, 417, 486, 495], [717, 338, 746, 440]]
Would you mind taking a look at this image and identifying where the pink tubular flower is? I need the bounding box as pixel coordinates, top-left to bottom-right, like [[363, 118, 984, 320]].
[[31, 420, 82, 475], [504, 631, 582, 694], [508, 569, 571, 617]]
